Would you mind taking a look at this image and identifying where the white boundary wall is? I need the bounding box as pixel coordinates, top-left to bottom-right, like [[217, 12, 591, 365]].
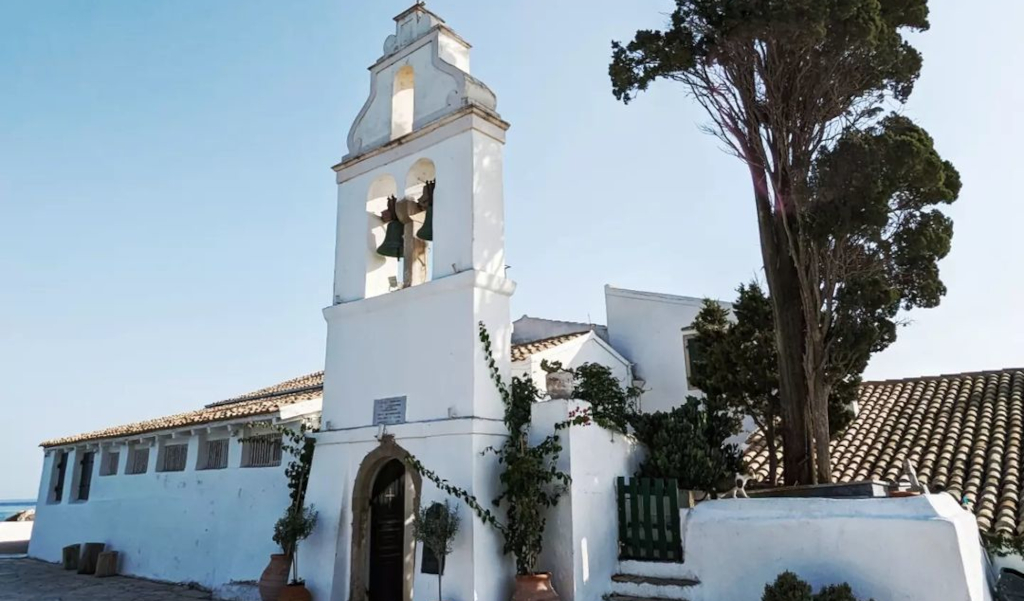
[[676, 495, 993, 601], [531, 399, 645, 601]]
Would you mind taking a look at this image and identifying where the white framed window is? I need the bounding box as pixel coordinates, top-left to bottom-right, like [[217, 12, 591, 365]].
[[158, 443, 188, 473], [241, 434, 282, 468], [100, 449, 120, 476], [126, 447, 150, 475], [197, 438, 229, 471]]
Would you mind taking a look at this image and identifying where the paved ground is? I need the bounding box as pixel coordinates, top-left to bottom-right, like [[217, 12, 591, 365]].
[[0, 558, 211, 600]]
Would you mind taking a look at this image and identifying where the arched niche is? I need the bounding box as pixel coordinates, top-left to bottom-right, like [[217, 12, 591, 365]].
[[391, 65, 415, 140], [404, 157, 436, 199], [366, 174, 398, 298], [348, 436, 422, 601]]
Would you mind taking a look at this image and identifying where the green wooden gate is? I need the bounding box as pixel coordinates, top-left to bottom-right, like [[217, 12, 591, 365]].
[[616, 477, 683, 562]]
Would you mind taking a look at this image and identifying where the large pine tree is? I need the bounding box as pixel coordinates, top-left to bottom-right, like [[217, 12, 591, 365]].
[[610, 0, 960, 483]]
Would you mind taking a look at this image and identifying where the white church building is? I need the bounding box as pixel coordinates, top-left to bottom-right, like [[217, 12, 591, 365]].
[[28, 6, 1009, 601]]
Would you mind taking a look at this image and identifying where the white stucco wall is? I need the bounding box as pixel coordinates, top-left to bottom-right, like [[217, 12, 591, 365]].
[[604, 286, 730, 414], [530, 399, 645, 601], [657, 495, 993, 601], [0, 522, 33, 548], [512, 332, 632, 398], [28, 425, 303, 596]]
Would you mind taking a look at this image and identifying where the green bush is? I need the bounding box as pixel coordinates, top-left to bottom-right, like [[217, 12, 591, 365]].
[[762, 572, 873, 601], [763, 571, 812, 601]]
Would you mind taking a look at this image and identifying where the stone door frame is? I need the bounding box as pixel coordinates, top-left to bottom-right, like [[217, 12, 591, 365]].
[[349, 436, 421, 601]]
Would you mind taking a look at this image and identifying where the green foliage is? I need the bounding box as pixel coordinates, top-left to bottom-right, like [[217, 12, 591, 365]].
[[763, 572, 812, 601], [762, 572, 873, 601], [272, 505, 318, 559], [982, 532, 1024, 558], [407, 323, 590, 576], [540, 359, 641, 434], [610, 0, 928, 106], [412, 501, 461, 601], [630, 397, 743, 494]]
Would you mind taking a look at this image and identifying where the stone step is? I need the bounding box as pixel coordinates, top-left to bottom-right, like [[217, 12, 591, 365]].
[[612, 573, 700, 588], [609, 572, 699, 601]]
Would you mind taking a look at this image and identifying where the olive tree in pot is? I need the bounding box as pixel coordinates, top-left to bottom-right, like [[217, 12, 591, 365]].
[[255, 423, 318, 601], [412, 500, 461, 601], [407, 323, 592, 601]]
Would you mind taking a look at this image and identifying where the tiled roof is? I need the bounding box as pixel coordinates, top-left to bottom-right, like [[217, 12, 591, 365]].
[[511, 332, 587, 362], [41, 334, 584, 448], [41, 372, 325, 448], [744, 367, 1024, 535]]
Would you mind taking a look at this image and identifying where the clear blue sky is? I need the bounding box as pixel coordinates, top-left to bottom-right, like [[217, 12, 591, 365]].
[[1, 0, 1021, 499]]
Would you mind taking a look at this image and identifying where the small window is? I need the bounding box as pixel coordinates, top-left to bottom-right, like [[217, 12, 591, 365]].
[[241, 434, 282, 468], [198, 439, 229, 471], [683, 332, 702, 391], [100, 450, 120, 476], [76, 451, 95, 502], [126, 447, 150, 475], [50, 451, 69, 503], [159, 444, 188, 473]]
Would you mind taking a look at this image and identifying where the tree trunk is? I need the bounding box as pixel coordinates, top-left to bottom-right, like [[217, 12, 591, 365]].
[[766, 418, 779, 486], [810, 375, 832, 483], [744, 161, 814, 485]]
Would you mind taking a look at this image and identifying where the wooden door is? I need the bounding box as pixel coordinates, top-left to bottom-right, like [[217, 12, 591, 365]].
[[369, 459, 406, 601]]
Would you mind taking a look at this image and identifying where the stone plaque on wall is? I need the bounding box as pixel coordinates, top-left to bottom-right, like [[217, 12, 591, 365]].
[[373, 396, 407, 426]]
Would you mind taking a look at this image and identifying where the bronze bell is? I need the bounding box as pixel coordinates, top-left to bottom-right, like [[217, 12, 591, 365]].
[[415, 180, 435, 241], [376, 196, 404, 258]]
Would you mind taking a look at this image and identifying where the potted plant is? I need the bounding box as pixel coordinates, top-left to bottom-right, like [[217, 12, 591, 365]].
[[412, 500, 461, 601], [255, 423, 317, 601], [275, 505, 318, 601]]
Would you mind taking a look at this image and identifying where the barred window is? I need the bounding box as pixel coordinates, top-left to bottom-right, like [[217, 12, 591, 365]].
[[126, 448, 150, 475], [241, 434, 282, 468], [100, 450, 120, 476], [198, 439, 229, 470], [159, 444, 188, 473]]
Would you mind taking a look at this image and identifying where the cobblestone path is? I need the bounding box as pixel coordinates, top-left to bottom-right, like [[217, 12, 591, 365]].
[[0, 558, 211, 600]]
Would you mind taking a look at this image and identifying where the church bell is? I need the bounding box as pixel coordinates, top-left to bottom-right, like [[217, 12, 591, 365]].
[[376, 196, 404, 258], [415, 180, 435, 241]]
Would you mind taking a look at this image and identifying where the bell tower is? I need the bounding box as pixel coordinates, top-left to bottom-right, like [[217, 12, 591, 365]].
[[304, 6, 515, 601], [324, 1, 513, 429]]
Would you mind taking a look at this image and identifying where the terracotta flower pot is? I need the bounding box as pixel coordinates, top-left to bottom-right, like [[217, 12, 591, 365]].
[[511, 573, 561, 601], [258, 554, 292, 601], [279, 582, 312, 601]]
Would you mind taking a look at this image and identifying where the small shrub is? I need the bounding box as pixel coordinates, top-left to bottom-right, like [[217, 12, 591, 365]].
[[762, 572, 873, 601], [763, 571, 812, 601]]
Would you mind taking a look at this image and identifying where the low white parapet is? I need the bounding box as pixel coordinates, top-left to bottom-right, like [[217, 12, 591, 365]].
[[0, 522, 33, 555], [681, 494, 992, 601]]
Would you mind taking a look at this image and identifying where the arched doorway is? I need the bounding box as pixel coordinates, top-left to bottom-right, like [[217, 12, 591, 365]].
[[369, 459, 406, 601], [348, 437, 421, 601]]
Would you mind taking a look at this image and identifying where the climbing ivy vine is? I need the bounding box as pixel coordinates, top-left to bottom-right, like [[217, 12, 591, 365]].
[[406, 322, 589, 576]]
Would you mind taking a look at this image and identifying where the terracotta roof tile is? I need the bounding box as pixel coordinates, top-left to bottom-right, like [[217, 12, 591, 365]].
[[510, 332, 587, 362], [41, 372, 324, 448], [744, 367, 1024, 536]]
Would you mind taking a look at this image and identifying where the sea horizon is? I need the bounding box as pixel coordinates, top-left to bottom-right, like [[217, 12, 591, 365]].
[[0, 499, 36, 521]]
